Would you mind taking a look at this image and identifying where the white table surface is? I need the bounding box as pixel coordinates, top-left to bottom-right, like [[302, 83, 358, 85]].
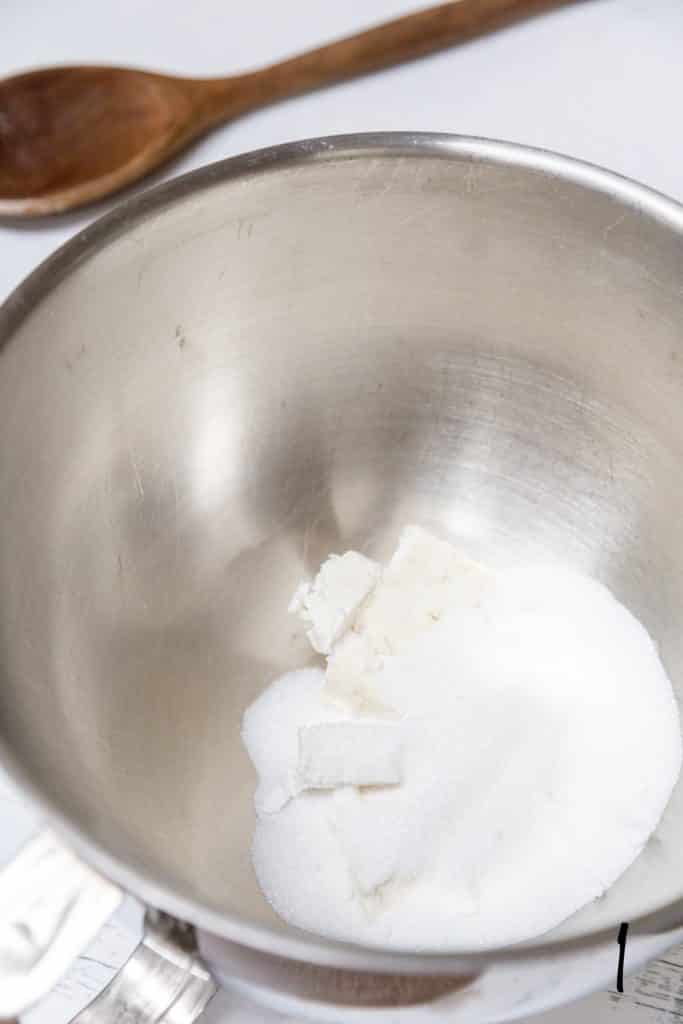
[[2, 1, 683, 1021]]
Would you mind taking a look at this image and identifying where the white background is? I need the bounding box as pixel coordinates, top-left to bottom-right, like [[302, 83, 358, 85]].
[[2, 1, 683, 1021]]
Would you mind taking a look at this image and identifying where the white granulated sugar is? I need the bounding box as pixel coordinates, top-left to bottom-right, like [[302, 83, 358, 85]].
[[242, 526, 682, 950]]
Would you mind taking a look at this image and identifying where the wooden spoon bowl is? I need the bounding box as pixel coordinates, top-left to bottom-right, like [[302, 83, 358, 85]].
[[0, 67, 204, 214]]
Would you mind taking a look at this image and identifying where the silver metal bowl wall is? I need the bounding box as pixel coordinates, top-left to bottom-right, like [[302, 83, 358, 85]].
[[1, 134, 683, 964]]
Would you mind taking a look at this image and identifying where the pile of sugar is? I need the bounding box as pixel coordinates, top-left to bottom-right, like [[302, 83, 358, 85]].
[[242, 526, 682, 950]]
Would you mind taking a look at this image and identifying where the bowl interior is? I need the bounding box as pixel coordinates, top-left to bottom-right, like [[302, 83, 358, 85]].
[[1, 138, 683, 955]]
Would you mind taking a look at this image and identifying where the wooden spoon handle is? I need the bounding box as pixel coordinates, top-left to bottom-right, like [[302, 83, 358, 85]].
[[202, 0, 569, 120]]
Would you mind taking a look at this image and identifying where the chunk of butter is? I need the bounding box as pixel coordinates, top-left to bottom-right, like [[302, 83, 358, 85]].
[[289, 551, 380, 654], [298, 721, 403, 789]]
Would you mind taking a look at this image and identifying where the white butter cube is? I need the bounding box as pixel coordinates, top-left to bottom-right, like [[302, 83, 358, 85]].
[[387, 524, 488, 582], [298, 721, 404, 790], [349, 526, 492, 659], [289, 551, 381, 654]]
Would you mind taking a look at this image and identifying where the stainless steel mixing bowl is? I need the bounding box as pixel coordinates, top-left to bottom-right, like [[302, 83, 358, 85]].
[[1, 133, 683, 1020]]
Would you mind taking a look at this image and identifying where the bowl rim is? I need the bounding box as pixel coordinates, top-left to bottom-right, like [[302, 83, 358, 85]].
[[2, 130, 683, 972]]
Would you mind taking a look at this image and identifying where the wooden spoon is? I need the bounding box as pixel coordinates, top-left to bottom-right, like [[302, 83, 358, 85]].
[[0, 0, 567, 217]]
